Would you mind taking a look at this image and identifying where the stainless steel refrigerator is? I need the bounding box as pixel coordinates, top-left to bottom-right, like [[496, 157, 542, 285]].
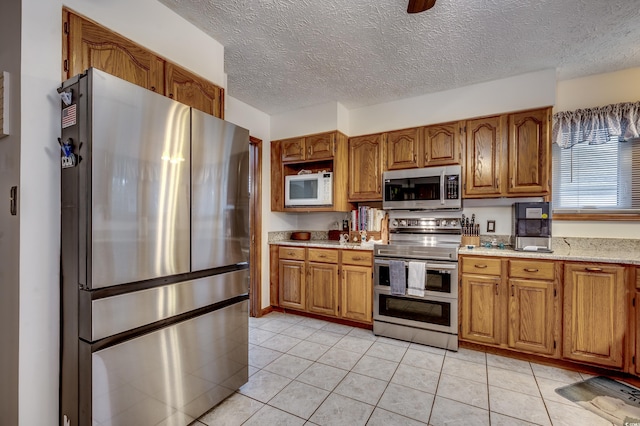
[[59, 68, 250, 426]]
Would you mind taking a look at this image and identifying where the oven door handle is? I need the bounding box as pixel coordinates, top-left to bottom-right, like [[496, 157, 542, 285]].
[[374, 258, 457, 271]]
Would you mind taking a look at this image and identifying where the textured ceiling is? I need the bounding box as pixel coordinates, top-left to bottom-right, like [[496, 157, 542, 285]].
[[158, 0, 640, 115]]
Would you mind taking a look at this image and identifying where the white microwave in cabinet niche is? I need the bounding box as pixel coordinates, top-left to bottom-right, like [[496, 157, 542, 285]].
[[285, 172, 333, 207]]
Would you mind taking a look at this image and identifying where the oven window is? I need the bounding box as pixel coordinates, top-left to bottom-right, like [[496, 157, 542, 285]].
[[376, 263, 452, 294], [378, 294, 451, 327]]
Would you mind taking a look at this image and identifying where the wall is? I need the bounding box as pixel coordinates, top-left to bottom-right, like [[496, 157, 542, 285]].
[[19, 0, 62, 424], [349, 69, 556, 136], [271, 101, 349, 140], [0, 0, 21, 423]]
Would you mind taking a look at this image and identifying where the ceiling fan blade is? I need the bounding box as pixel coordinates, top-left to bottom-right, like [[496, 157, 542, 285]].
[[407, 0, 436, 14]]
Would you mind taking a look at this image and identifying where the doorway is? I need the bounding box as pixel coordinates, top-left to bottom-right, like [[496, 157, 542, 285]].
[[249, 136, 262, 317]]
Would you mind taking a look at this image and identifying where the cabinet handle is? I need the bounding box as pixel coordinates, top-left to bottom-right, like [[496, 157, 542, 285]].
[[495, 283, 499, 295], [318, 254, 327, 258], [287, 251, 295, 256], [524, 268, 538, 272], [307, 147, 311, 156], [511, 284, 514, 297], [351, 256, 363, 261], [150, 86, 156, 92], [585, 267, 603, 272], [169, 93, 174, 98], [474, 264, 488, 269]]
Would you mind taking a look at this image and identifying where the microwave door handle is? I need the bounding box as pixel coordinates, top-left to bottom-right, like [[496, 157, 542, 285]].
[[440, 170, 445, 205]]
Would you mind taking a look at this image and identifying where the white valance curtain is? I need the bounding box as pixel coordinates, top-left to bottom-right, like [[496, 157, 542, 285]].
[[552, 101, 640, 148]]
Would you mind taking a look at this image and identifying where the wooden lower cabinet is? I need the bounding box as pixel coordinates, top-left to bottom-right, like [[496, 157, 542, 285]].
[[461, 256, 559, 357], [508, 278, 556, 355], [563, 263, 627, 368], [461, 273, 503, 345], [278, 259, 305, 310], [274, 246, 373, 324], [341, 264, 372, 322], [307, 261, 339, 317]]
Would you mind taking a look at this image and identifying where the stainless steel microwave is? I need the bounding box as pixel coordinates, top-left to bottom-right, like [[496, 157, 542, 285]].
[[382, 165, 462, 210], [285, 171, 333, 207]]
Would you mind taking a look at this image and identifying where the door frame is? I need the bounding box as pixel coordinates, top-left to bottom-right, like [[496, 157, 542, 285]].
[[249, 136, 262, 317]]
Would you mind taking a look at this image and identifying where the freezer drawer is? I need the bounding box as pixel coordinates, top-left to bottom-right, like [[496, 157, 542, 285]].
[[88, 301, 248, 426], [86, 269, 248, 342]]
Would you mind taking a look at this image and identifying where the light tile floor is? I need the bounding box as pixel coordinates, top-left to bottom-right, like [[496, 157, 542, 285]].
[[193, 312, 617, 426]]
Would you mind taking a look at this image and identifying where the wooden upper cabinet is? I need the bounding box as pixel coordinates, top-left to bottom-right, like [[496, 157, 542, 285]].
[[280, 133, 335, 163], [464, 116, 505, 197], [280, 137, 306, 162], [348, 133, 384, 201], [386, 128, 420, 170], [164, 63, 222, 118], [423, 122, 461, 166], [563, 263, 626, 368], [63, 9, 224, 118], [306, 133, 335, 160], [65, 12, 164, 94], [507, 108, 551, 195]]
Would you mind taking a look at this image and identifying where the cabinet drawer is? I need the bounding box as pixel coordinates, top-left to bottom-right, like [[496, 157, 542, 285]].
[[342, 250, 373, 266], [308, 248, 339, 263], [462, 257, 501, 275], [509, 259, 555, 280], [279, 246, 305, 260]]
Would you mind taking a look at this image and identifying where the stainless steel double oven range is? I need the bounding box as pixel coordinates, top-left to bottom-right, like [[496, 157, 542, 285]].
[[374, 165, 462, 351]]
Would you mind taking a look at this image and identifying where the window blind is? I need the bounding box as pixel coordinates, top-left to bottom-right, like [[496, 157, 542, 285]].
[[552, 132, 640, 213]]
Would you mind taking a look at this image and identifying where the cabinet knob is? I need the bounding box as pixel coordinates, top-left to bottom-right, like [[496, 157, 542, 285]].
[[524, 268, 539, 272], [150, 86, 156, 92]]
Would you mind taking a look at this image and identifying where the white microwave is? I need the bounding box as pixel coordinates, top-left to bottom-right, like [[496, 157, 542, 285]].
[[285, 172, 333, 207], [382, 165, 462, 210]]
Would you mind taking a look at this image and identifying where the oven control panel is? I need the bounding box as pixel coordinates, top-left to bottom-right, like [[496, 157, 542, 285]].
[[390, 218, 461, 232]]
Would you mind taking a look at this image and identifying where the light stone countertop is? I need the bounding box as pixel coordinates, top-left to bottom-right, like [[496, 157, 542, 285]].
[[460, 237, 640, 265], [269, 232, 640, 264], [270, 239, 374, 251]]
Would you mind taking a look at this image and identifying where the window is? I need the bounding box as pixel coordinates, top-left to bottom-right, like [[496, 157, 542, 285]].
[[552, 135, 640, 213], [552, 102, 640, 216]]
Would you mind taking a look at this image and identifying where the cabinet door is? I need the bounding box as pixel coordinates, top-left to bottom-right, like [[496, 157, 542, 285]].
[[348, 134, 384, 201], [65, 12, 164, 94], [508, 278, 557, 355], [164, 63, 222, 117], [278, 259, 306, 310], [460, 274, 503, 345], [507, 108, 550, 195], [423, 122, 461, 166], [386, 128, 420, 170], [563, 263, 626, 368], [635, 290, 640, 375], [307, 262, 339, 317], [341, 265, 372, 323], [307, 133, 335, 161], [280, 137, 306, 162], [464, 116, 505, 197]]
